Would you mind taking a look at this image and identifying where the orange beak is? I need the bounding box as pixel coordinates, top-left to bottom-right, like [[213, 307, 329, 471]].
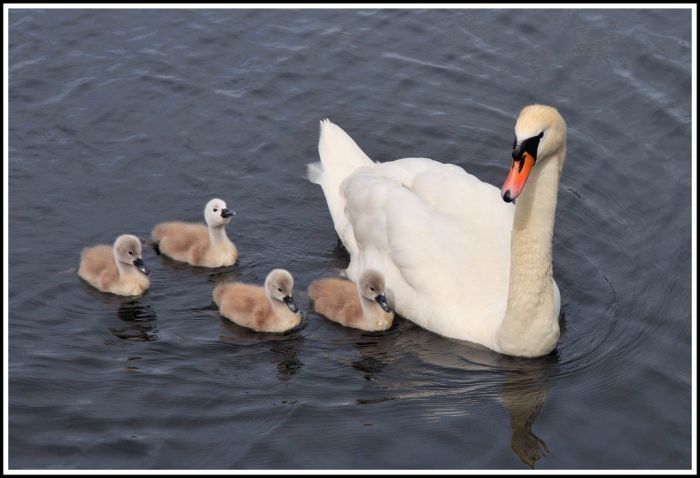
[[501, 151, 535, 202]]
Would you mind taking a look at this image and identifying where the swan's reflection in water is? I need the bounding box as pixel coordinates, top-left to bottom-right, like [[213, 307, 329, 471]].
[[501, 357, 552, 468], [350, 318, 558, 468], [218, 317, 305, 382], [111, 300, 158, 342]]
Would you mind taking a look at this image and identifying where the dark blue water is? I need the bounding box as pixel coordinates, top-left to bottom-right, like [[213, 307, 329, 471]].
[[8, 8, 693, 469]]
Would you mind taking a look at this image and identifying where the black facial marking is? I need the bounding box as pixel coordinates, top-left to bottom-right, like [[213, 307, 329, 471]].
[[513, 131, 544, 165]]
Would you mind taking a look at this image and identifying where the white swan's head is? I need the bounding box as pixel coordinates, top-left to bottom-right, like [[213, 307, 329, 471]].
[[113, 234, 149, 275], [502, 104, 567, 202], [359, 269, 392, 312], [204, 198, 235, 227], [265, 269, 299, 313]]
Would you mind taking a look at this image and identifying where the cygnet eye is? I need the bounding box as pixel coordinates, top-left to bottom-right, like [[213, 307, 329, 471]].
[[370, 287, 375, 292], [128, 251, 133, 255], [213, 208, 218, 212], [278, 287, 282, 292]]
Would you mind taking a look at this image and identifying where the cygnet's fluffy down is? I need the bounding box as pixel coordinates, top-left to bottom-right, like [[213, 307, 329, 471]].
[[212, 269, 301, 333], [309, 269, 394, 331], [78, 234, 150, 296], [152, 198, 237, 267]]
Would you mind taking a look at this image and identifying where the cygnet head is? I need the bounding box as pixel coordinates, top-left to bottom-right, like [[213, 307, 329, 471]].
[[204, 198, 235, 228], [359, 269, 392, 312], [264, 269, 298, 313], [501, 104, 567, 203], [113, 234, 149, 275]]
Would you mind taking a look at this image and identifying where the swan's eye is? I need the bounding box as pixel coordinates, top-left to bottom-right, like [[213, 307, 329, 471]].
[[278, 288, 283, 292], [128, 251, 133, 255], [213, 208, 218, 212], [370, 287, 375, 292]]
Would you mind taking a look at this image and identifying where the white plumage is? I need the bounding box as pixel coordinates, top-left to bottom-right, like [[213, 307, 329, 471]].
[[308, 105, 566, 357]]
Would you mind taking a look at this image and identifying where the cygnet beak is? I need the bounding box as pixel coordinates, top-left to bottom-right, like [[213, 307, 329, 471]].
[[375, 294, 392, 313], [283, 295, 299, 313], [221, 208, 235, 218], [133, 257, 150, 275]]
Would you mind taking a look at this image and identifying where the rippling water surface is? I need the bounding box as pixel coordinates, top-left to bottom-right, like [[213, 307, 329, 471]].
[[8, 8, 692, 469]]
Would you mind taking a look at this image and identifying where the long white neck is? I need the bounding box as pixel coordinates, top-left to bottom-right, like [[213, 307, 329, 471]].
[[497, 145, 565, 357], [208, 224, 230, 246]]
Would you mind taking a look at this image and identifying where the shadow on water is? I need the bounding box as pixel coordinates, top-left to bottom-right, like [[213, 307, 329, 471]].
[[269, 335, 305, 382], [112, 300, 159, 342], [218, 315, 305, 382], [322, 239, 352, 275], [347, 317, 559, 468], [77, 279, 159, 342]]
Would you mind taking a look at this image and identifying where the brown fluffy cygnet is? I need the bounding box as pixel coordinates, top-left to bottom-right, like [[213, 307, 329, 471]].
[[151, 198, 237, 268], [78, 234, 150, 296], [212, 269, 301, 333], [308, 269, 394, 331]]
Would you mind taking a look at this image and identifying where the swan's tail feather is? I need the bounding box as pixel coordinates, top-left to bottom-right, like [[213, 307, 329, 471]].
[[317, 119, 373, 177], [307, 119, 372, 255], [310, 118, 374, 197]]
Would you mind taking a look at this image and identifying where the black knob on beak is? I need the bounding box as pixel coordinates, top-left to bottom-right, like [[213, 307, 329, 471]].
[[512, 144, 521, 160]]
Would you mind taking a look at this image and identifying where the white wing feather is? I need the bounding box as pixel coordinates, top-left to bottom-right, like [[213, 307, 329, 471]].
[[310, 120, 515, 348]]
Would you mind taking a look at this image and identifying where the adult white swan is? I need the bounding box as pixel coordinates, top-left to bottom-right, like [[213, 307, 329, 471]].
[[307, 105, 566, 357]]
